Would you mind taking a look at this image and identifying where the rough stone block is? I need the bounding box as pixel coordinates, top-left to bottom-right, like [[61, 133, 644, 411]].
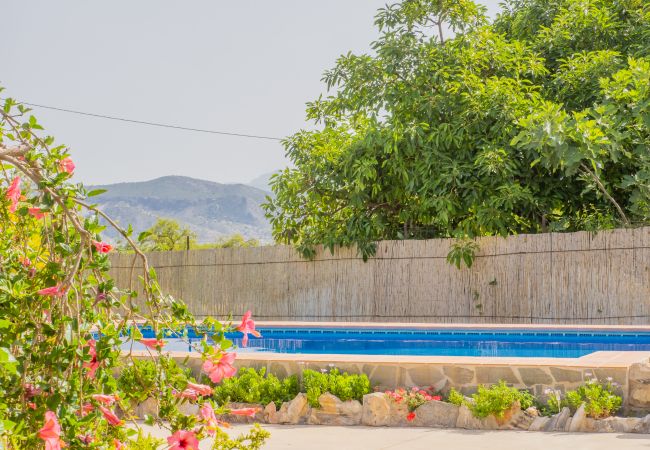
[[412, 401, 459, 428], [550, 367, 583, 383], [475, 366, 520, 385], [362, 392, 390, 426], [629, 363, 650, 408], [517, 368, 553, 385], [443, 366, 474, 384], [308, 393, 362, 425], [456, 405, 499, 430], [568, 403, 586, 432], [546, 407, 571, 431], [528, 416, 550, 431], [276, 393, 310, 424], [405, 365, 446, 388]]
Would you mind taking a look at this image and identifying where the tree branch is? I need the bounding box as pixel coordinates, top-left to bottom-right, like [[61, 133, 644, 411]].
[[580, 163, 630, 226], [0, 143, 29, 158]]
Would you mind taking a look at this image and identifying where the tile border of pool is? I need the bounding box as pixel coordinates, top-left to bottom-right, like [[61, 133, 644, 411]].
[[255, 321, 650, 332]]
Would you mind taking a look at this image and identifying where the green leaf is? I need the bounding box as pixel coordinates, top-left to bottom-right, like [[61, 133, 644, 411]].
[[87, 189, 107, 197]]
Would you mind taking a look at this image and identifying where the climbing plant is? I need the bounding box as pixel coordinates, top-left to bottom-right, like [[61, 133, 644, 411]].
[[0, 92, 265, 448]]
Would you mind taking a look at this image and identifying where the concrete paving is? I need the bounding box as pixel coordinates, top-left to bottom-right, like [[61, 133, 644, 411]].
[[144, 424, 650, 450]]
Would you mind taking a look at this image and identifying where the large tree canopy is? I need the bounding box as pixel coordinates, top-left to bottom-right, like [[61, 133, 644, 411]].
[[265, 0, 650, 259]]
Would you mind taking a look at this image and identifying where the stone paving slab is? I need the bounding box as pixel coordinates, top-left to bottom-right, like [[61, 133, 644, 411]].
[[141, 424, 650, 450]]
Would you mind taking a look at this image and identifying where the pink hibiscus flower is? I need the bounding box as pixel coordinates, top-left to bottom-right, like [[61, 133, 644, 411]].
[[236, 310, 261, 347], [99, 405, 123, 426], [186, 382, 213, 396], [200, 403, 223, 435], [202, 352, 237, 383], [167, 430, 199, 450], [28, 207, 46, 219], [139, 338, 166, 350], [59, 157, 75, 174], [5, 176, 21, 213], [38, 411, 65, 450], [37, 284, 65, 297], [78, 402, 94, 417], [92, 240, 113, 253], [91, 393, 118, 405], [230, 407, 259, 417], [174, 389, 199, 401], [83, 339, 100, 379], [113, 439, 126, 450]]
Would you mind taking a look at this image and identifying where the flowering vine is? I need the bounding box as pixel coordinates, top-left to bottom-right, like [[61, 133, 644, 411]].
[[0, 92, 266, 448]]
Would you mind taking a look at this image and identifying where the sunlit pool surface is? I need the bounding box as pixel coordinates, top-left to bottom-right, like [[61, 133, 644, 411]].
[[126, 327, 650, 358]]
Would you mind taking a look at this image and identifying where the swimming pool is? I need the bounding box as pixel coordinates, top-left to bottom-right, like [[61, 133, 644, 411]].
[[133, 326, 650, 358]]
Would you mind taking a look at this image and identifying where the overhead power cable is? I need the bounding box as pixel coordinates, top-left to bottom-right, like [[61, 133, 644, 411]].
[[2, 98, 283, 141]]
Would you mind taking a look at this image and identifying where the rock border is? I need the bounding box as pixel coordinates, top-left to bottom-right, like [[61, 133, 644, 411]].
[[130, 393, 650, 433]]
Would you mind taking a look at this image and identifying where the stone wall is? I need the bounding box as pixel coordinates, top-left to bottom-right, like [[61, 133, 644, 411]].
[[167, 352, 650, 413]]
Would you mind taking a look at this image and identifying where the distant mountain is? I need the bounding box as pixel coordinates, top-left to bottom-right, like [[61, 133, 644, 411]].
[[247, 171, 279, 193], [89, 176, 272, 243]]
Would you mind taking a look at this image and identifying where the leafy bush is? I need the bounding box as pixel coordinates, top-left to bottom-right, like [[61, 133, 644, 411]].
[[117, 356, 194, 403], [447, 388, 466, 406], [546, 379, 622, 419], [302, 369, 372, 407], [212, 424, 270, 450], [468, 381, 534, 419], [212, 367, 299, 408]]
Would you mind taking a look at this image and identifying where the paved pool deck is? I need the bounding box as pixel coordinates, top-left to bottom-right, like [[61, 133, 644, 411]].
[[143, 424, 650, 449]]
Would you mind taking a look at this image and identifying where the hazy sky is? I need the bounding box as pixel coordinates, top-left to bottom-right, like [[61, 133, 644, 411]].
[[3, 1, 501, 186]]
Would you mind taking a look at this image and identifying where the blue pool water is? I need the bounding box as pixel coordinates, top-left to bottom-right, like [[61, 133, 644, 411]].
[[132, 327, 650, 358]]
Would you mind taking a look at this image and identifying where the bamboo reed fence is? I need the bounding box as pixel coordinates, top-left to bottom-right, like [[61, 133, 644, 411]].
[[108, 227, 650, 324]]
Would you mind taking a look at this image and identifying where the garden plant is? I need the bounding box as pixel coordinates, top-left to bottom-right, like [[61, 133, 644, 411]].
[[0, 94, 267, 448]]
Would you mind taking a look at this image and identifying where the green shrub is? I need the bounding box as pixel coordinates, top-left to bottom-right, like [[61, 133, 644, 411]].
[[117, 356, 193, 403], [447, 388, 466, 406], [302, 369, 372, 407], [556, 379, 622, 418], [213, 367, 299, 408], [469, 381, 534, 419]]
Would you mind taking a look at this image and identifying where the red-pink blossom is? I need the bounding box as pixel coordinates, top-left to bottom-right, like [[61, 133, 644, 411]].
[[5, 176, 21, 213], [37, 285, 65, 297], [78, 403, 94, 417], [92, 240, 113, 253], [38, 411, 65, 450], [83, 339, 99, 379], [174, 389, 199, 401], [202, 352, 237, 383], [113, 439, 126, 450], [406, 412, 416, 422], [91, 394, 118, 405], [23, 383, 42, 398], [28, 207, 46, 219], [200, 403, 223, 436], [230, 407, 259, 417], [99, 405, 123, 426], [167, 430, 199, 450], [139, 338, 165, 350], [59, 157, 75, 174], [236, 310, 261, 347], [186, 382, 213, 396], [19, 256, 31, 267], [77, 434, 94, 444]]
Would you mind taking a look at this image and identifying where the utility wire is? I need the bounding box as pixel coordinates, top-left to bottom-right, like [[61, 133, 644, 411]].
[[1, 98, 283, 141]]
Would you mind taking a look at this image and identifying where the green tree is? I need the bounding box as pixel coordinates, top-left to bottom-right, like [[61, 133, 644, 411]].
[[212, 234, 260, 249], [138, 218, 197, 251], [264, 0, 650, 260]]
